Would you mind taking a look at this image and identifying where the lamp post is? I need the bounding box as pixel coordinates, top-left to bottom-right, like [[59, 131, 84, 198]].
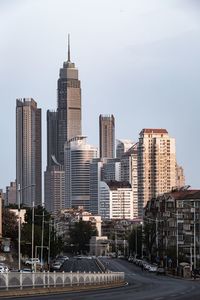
[[17, 183, 35, 271], [17, 184, 21, 271]]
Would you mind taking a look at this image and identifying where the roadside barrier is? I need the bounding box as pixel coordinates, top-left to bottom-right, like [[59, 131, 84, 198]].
[[0, 271, 124, 290]]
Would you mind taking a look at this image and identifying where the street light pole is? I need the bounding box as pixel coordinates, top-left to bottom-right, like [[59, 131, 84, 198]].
[[176, 211, 179, 269], [193, 201, 196, 269], [17, 184, 21, 271], [31, 199, 35, 262]]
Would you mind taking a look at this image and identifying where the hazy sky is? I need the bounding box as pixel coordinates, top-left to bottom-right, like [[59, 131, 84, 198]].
[[0, 0, 199, 191]]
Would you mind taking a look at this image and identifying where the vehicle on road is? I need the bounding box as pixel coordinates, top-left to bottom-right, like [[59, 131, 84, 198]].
[[25, 258, 40, 266], [0, 265, 9, 272], [20, 268, 33, 273], [156, 267, 166, 275], [149, 265, 158, 273], [51, 261, 63, 270]]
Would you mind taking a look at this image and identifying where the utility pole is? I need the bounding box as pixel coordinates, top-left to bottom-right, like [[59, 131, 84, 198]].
[[41, 208, 45, 269], [17, 184, 21, 271], [156, 217, 158, 259], [193, 201, 196, 269]]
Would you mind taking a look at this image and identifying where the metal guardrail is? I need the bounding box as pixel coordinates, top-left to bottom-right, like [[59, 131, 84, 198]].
[[0, 271, 124, 290]]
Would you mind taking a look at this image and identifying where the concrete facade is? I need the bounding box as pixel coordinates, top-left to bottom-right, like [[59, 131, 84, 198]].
[[16, 98, 41, 207], [138, 128, 176, 217]]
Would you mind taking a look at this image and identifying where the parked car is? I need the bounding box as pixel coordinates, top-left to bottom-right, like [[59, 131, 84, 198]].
[[156, 267, 166, 275], [25, 258, 40, 266], [0, 265, 9, 273], [20, 268, 33, 273], [149, 265, 158, 273], [51, 261, 63, 270]]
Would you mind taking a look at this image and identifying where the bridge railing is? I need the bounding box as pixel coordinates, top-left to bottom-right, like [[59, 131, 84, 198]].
[[0, 271, 124, 290]]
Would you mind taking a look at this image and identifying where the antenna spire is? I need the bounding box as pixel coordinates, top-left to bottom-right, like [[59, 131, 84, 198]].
[[68, 34, 71, 62]]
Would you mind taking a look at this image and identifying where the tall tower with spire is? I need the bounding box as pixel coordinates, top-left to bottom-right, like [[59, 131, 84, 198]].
[[45, 36, 82, 213], [57, 35, 82, 165]]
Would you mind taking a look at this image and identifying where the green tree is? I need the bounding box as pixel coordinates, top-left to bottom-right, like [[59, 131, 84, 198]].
[[21, 206, 63, 260], [69, 220, 97, 254], [2, 208, 18, 241], [128, 225, 142, 257]]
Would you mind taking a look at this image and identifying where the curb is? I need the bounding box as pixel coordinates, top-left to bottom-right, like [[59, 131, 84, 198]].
[[0, 281, 126, 298]]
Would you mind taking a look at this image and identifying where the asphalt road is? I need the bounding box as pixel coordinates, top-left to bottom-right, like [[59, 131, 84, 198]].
[[1, 258, 200, 300], [60, 257, 101, 273]]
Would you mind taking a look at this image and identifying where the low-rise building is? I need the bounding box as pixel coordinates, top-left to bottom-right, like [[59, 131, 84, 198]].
[[144, 188, 200, 266]]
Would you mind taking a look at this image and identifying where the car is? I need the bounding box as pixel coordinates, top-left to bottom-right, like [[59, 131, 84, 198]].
[[51, 261, 63, 270], [25, 258, 40, 266], [20, 268, 33, 273], [156, 267, 166, 275], [149, 265, 158, 273], [0, 265, 9, 273]]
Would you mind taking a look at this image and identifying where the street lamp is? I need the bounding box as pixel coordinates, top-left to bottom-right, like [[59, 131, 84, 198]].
[[17, 183, 35, 271]]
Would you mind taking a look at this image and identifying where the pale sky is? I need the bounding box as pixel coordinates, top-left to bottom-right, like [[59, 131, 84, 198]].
[[0, 0, 200, 192]]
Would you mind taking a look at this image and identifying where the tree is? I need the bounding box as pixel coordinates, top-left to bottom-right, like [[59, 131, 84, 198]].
[[2, 208, 18, 241], [128, 225, 142, 257], [21, 206, 63, 260], [69, 220, 97, 254]]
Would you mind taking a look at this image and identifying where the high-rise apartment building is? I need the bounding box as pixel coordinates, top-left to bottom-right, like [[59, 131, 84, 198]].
[[137, 129, 176, 217], [57, 36, 82, 165], [64, 136, 97, 211], [16, 98, 41, 207], [99, 114, 115, 159]]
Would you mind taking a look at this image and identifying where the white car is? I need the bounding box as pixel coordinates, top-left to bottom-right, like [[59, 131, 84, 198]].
[[149, 265, 158, 272], [25, 258, 40, 265], [0, 265, 9, 273], [51, 261, 62, 270]]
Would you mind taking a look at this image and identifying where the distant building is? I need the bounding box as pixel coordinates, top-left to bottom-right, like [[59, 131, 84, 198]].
[[44, 163, 65, 213], [138, 129, 176, 217], [99, 181, 133, 220], [102, 158, 121, 182], [99, 114, 115, 159], [54, 207, 102, 241], [116, 139, 135, 159], [89, 158, 104, 215], [0, 192, 2, 238], [89, 158, 121, 215], [6, 181, 16, 206], [46, 110, 58, 169], [145, 189, 200, 265], [120, 143, 138, 218], [57, 36, 82, 165], [16, 98, 42, 207], [176, 164, 185, 188], [64, 136, 97, 210], [90, 236, 109, 256]]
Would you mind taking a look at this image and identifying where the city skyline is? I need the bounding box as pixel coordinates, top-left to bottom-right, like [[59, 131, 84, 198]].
[[0, 0, 200, 190]]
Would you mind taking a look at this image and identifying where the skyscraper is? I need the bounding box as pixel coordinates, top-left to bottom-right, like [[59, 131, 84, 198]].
[[46, 110, 58, 169], [45, 36, 82, 212], [64, 136, 97, 210], [99, 114, 115, 159], [57, 35, 82, 165], [120, 143, 138, 218], [16, 98, 41, 207], [137, 128, 176, 217]]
